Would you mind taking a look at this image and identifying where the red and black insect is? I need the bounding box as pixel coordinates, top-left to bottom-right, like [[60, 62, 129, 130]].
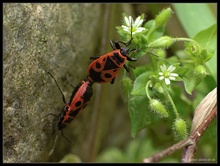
[[87, 32, 137, 84], [47, 72, 93, 131]]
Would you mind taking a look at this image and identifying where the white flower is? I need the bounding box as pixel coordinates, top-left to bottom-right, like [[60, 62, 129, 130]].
[[159, 65, 178, 85], [121, 16, 146, 35]]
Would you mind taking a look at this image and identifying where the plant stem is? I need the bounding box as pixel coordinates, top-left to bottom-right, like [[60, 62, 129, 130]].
[[163, 85, 179, 118], [145, 81, 152, 100]]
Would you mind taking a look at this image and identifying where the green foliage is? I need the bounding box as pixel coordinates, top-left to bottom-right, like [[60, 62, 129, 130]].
[[182, 24, 217, 94], [194, 24, 217, 81], [95, 133, 179, 163], [128, 96, 160, 138], [117, 7, 216, 139], [95, 4, 216, 162], [131, 72, 152, 96], [149, 99, 168, 118], [173, 118, 187, 139], [172, 3, 216, 38]]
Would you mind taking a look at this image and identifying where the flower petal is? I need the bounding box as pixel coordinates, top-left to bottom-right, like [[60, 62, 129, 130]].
[[122, 25, 130, 32], [124, 17, 130, 26], [121, 25, 128, 29], [167, 65, 175, 72], [159, 72, 163, 75], [136, 27, 145, 33], [159, 76, 164, 80], [134, 16, 141, 26], [165, 78, 170, 85], [170, 73, 178, 77], [128, 16, 133, 25], [169, 76, 176, 80], [160, 65, 167, 72]]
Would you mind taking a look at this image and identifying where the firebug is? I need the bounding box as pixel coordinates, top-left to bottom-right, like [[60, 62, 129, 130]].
[[87, 27, 137, 84], [46, 72, 93, 142]]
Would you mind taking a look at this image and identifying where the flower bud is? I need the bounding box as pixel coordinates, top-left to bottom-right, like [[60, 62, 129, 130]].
[[153, 82, 164, 93], [148, 36, 175, 49], [200, 49, 212, 62], [149, 99, 168, 118], [184, 42, 200, 58], [194, 65, 207, 77], [153, 49, 166, 58], [155, 7, 173, 27], [173, 118, 187, 139]]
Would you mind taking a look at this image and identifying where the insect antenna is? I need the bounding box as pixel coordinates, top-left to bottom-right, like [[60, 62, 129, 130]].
[[115, 17, 134, 48], [61, 130, 72, 144], [43, 113, 58, 132], [47, 72, 67, 104], [125, 18, 133, 47], [49, 134, 59, 156]]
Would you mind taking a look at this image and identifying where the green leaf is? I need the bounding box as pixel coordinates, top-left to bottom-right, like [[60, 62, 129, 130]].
[[128, 96, 160, 137], [195, 75, 216, 97], [144, 19, 166, 43], [131, 72, 151, 96], [193, 24, 217, 82], [120, 77, 133, 102], [133, 65, 150, 78], [182, 23, 217, 93], [173, 3, 216, 38], [194, 24, 217, 54], [148, 25, 166, 43], [183, 67, 204, 94], [206, 50, 217, 82]]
